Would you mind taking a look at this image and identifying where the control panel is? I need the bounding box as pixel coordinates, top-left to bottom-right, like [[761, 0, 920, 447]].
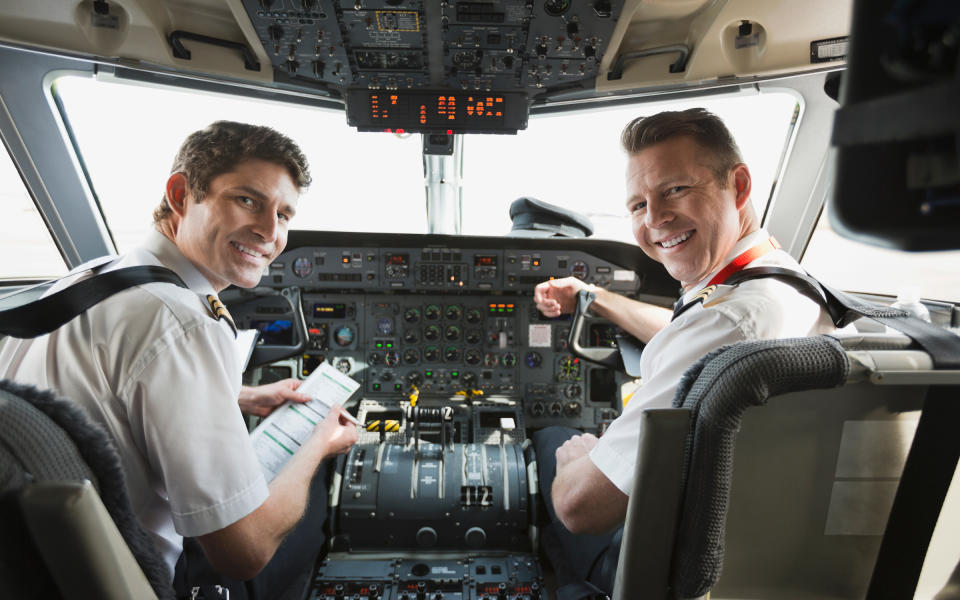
[[225, 232, 673, 599], [238, 0, 627, 132], [232, 233, 660, 431]]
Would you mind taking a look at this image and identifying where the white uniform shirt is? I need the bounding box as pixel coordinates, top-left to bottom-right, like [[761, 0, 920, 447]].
[[590, 229, 837, 494], [0, 230, 269, 576]]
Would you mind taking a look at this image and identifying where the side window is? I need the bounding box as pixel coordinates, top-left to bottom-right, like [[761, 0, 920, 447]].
[[0, 144, 67, 279], [801, 205, 960, 302]]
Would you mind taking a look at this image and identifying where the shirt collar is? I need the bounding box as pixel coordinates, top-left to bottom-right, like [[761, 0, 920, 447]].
[[140, 230, 219, 297], [680, 228, 771, 304]]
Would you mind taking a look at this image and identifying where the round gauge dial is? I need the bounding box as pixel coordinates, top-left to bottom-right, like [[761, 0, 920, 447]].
[[525, 351, 542, 368], [424, 346, 441, 362], [465, 329, 482, 344], [444, 346, 462, 362], [424, 304, 441, 320], [445, 325, 461, 341], [403, 308, 421, 323], [558, 355, 581, 380], [501, 352, 517, 368], [376, 317, 393, 335], [444, 304, 462, 320], [465, 349, 483, 365], [464, 308, 482, 324], [570, 261, 589, 280], [424, 325, 441, 340], [404, 329, 420, 344], [384, 351, 400, 366], [403, 348, 420, 364], [292, 256, 313, 278], [334, 326, 355, 347]]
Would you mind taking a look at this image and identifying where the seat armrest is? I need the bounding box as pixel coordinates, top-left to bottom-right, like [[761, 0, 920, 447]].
[[612, 408, 691, 600], [19, 480, 159, 600]]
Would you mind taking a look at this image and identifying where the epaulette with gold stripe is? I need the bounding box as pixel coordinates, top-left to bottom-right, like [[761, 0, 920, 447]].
[[206, 294, 237, 338]]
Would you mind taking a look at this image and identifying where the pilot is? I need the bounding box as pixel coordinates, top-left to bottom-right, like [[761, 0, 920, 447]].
[[531, 108, 837, 593], [0, 121, 358, 599]]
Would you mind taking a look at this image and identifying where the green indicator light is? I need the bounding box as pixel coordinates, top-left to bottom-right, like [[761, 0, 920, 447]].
[[376, 342, 383, 348], [394, 384, 402, 391], [373, 383, 381, 391], [387, 342, 393, 348], [452, 371, 459, 378], [498, 308, 504, 312]]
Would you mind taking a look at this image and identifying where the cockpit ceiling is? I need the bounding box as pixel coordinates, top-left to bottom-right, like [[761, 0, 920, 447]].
[[0, 0, 850, 104]]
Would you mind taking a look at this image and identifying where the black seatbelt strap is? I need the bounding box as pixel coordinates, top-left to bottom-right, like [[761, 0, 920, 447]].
[[865, 383, 960, 600], [0, 266, 187, 339], [722, 266, 960, 599]]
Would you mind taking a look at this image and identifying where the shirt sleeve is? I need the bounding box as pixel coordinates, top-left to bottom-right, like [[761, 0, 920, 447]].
[[122, 316, 269, 537], [589, 307, 748, 494]]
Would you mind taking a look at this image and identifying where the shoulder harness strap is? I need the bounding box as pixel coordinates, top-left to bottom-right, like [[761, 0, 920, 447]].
[[0, 266, 187, 339]]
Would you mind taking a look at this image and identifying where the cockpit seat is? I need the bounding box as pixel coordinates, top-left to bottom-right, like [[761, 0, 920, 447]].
[[0, 379, 172, 599], [508, 196, 594, 238], [611, 333, 958, 599]]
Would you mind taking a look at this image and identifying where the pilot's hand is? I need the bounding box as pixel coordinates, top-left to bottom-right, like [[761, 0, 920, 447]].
[[533, 276, 591, 318], [315, 405, 358, 457], [555, 433, 599, 470], [238, 379, 312, 417]]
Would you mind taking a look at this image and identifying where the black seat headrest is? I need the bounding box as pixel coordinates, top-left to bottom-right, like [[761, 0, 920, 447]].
[[508, 197, 594, 238]]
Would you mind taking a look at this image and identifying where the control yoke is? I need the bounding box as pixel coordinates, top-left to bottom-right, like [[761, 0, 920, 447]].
[[248, 286, 308, 368], [567, 289, 624, 371]]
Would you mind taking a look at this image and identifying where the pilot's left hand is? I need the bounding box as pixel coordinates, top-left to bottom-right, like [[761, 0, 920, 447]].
[[238, 379, 312, 417]]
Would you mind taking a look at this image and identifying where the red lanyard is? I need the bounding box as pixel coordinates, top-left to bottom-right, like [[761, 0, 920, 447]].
[[706, 236, 780, 287]]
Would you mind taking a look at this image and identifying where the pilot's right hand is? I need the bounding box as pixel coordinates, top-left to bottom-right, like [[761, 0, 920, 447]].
[[315, 404, 359, 457], [533, 276, 592, 318]]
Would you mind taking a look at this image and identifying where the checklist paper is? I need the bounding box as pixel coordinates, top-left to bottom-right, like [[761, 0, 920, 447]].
[[250, 361, 360, 481]]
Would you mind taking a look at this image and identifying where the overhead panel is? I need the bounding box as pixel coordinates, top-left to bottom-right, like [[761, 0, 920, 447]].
[[240, 0, 625, 132]]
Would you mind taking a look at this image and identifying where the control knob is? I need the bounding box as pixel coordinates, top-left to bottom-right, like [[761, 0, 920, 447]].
[[407, 372, 422, 387]]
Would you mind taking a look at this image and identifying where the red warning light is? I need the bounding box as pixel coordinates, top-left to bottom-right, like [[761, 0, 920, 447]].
[[447, 130, 453, 135], [397, 128, 405, 134]]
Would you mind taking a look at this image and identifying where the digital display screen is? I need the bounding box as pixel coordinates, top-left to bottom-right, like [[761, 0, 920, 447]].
[[386, 253, 409, 265], [251, 320, 294, 345], [314, 303, 347, 319], [474, 255, 497, 267], [346, 90, 528, 134]]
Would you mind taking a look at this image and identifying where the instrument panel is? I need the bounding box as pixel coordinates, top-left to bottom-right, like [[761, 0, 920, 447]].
[[230, 233, 660, 432], [225, 232, 672, 599]]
